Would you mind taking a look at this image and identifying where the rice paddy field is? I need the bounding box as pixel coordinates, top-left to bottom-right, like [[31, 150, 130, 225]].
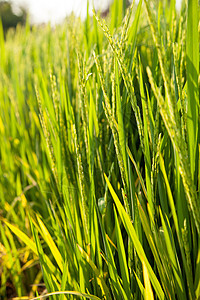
[[0, 0, 200, 299]]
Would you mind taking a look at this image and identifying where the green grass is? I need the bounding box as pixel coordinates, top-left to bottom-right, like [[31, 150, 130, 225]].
[[0, 0, 200, 299]]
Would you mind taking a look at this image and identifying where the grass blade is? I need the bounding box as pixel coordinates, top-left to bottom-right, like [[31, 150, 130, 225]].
[[186, 0, 199, 180], [104, 174, 165, 300]]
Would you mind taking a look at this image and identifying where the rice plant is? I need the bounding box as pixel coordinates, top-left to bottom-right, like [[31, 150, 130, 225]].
[[0, 0, 200, 299]]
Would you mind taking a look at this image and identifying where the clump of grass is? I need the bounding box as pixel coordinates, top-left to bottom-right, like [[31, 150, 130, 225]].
[[0, 0, 200, 299]]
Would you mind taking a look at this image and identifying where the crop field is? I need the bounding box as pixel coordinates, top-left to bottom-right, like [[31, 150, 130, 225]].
[[0, 0, 200, 299]]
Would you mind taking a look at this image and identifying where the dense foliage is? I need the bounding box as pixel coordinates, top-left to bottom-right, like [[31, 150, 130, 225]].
[[0, 1, 27, 31], [0, 0, 200, 299]]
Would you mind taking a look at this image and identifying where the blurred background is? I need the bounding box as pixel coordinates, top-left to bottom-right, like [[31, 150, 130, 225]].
[[0, 0, 183, 30]]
